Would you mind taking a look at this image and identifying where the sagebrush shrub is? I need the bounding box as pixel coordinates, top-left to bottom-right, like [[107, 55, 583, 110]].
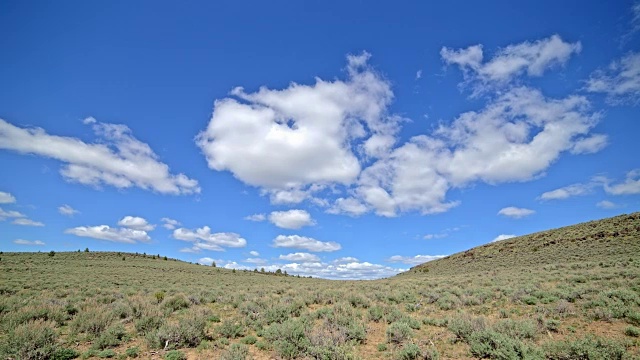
[[0, 319, 58, 360], [386, 322, 412, 344]]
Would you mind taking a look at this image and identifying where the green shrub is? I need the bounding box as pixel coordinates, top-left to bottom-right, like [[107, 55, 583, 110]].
[[263, 319, 310, 359], [164, 350, 186, 360], [625, 326, 639, 337], [377, 343, 387, 351], [368, 305, 384, 322], [217, 320, 245, 339], [71, 307, 114, 338], [544, 336, 626, 360], [164, 295, 190, 312], [240, 335, 257, 345], [92, 324, 128, 350], [148, 314, 206, 349], [134, 313, 165, 335], [386, 322, 412, 344], [0, 319, 57, 360], [220, 343, 249, 360], [51, 347, 80, 360], [468, 330, 542, 359], [97, 349, 116, 358], [154, 292, 165, 304], [447, 315, 486, 342], [124, 346, 140, 358], [395, 343, 422, 360]]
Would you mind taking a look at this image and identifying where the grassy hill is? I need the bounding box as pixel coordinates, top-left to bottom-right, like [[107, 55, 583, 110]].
[[1, 213, 639, 359]]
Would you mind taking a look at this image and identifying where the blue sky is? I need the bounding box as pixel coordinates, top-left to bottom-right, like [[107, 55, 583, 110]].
[[1, 1, 639, 279]]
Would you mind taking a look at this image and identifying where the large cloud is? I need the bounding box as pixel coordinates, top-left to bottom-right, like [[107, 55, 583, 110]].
[[269, 209, 315, 229], [441, 35, 581, 95], [197, 52, 397, 202], [65, 225, 151, 243], [173, 226, 247, 252], [272, 235, 341, 252], [586, 52, 640, 105], [0, 118, 199, 195]]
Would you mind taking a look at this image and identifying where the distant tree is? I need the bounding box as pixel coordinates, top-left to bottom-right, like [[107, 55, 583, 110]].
[[163, 256, 168, 261], [260, 267, 265, 273], [84, 247, 89, 253], [211, 261, 216, 267], [122, 256, 126, 261], [232, 269, 236, 273], [48, 250, 55, 257], [284, 270, 288, 276], [77, 249, 81, 253], [275, 269, 282, 275], [254, 268, 258, 273]]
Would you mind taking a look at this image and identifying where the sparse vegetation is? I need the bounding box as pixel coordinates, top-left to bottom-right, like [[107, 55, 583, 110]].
[[0, 212, 639, 358]]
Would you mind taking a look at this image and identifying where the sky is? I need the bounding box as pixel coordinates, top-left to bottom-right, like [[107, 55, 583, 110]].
[[1, 1, 639, 279]]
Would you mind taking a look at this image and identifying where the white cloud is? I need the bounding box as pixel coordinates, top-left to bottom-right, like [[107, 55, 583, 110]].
[[387, 254, 447, 265], [13, 239, 45, 246], [272, 235, 341, 252], [423, 233, 448, 240], [118, 216, 155, 231], [173, 226, 247, 252], [82, 116, 97, 125], [0, 207, 25, 219], [0, 191, 16, 204], [161, 217, 181, 230], [196, 52, 397, 203], [65, 225, 150, 243], [442, 35, 581, 95], [327, 197, 369, 216], [244, 257, 267, 264], [268, 209, 315, 229], [416, 70, 422, 80], [492, 234, 517, 242], [603, 169, 640, 195], [13, 218, 44, 227], [334, 86, 602, 216], [249, 250, 260, 256], [539, 183, 594, 200], [58, 204, 79, 216], [570, 134, 608, 154], [596, 200, 617, 209], [497, 206, 535, 219], [244, 213, 266, 222], [279, 252, 321, 262], [586, 52, 640, 105], [0, 118, 200, 195]]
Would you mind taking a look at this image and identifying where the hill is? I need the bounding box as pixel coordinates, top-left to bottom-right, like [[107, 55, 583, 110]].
[[407, 212, 640, 276], [1, 213, 639, 359]]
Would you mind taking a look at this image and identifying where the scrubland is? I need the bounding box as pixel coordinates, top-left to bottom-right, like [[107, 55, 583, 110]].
[[1, 213, 639, 359]]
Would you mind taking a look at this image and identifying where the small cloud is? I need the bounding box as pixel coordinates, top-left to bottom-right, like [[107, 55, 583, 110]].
[[249, 250, 260, 257], [603, 169, 640, 195], [118, 216, 155, 231], [492, 234, 516, 242], [0, 191, 16, 204], [0, 207, 26, 219], [65, 225, 150, 243], [82, 116, 97, 124], [497, 207, 535, 219], [415, 69, 423, 80], [596, 200, 617, 209], [13, 218, 44, 227], [161, 217, 181, 230], [244, 213, 266, 222], [279, 252, 321, 262], [269, 210, 315, 229], [539, 183, 593, 200], [13, 239, 45, 246], [273, 235, 341, 252], [58, 204, 79, 216]]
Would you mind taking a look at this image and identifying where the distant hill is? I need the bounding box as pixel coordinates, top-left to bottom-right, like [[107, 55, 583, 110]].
[[405, 212, 640, 276]]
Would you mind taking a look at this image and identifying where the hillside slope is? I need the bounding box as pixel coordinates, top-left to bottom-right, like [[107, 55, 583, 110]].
[[407, 212, 640, 276]]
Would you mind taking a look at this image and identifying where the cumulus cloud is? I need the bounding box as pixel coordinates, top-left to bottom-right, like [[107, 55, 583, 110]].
[[197, 52, 397, 204], [0, 207, 25, 219], [273, 235, 341, 252], [65, 225, 150, 243], [13, 239, 45, 246], [441, 35, 581, 95], [387, 254, 447, 265], [161, 217, 181, 230], [0, 118, 200, 195], [539, 183, 595, 200], [570, 134, 608, 154], [492, 234, 517, 242], [279, 252, 321, 262], [268, 209, 315, 229], [497, 206, 535, 219], [0, 191, 16, 204], [586, 52, 640, 105], [603, 169, 640, 195], [596, 200, 617, 209], [118, 216, 155, 231], [13, 218, 44, 226], [244, 213, 266, 222], [173, 226, 247, 252], [244, 257, 268, 264], [58, 204, 79, 216], [249, 250, 260, 256]]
